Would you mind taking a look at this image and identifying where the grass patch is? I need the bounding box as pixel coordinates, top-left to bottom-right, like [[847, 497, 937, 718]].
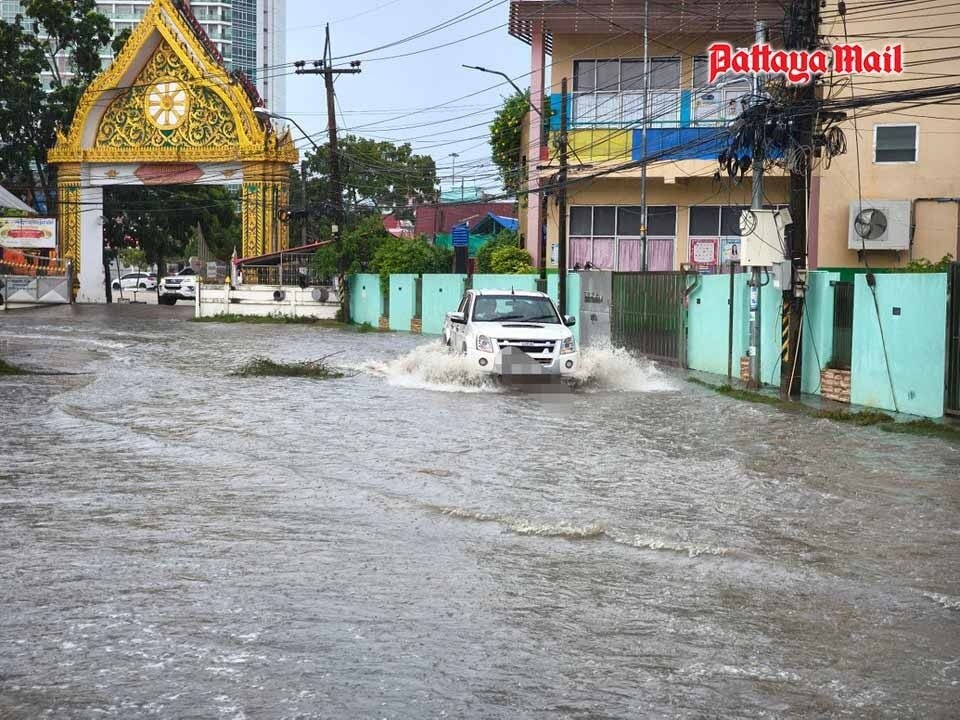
[[688, 375, 960, 443], [193, 314, 391, 332], [0, 358, 32, 375], [231, 353, 349, 379], [715, 384, 790, 408], [815, 409, 894, 426], [879, 419, 960, 441]]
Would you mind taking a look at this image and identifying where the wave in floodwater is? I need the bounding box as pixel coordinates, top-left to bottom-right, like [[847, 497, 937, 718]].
[[361, 342, 500, 393], [923, 591, 960, 611], [427, 504, 726, 555], [362, 341, 676, 394]]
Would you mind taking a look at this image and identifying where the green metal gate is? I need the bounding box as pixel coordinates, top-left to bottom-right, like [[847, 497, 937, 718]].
[[611, 272, 689, 366], [947, 263, 960, 416]]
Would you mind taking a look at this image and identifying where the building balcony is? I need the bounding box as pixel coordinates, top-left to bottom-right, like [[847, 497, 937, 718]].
[[545, 84, 754, 164]]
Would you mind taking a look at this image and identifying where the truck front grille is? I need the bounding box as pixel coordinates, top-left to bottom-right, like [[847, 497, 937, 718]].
[[497, 339, 556, 363]]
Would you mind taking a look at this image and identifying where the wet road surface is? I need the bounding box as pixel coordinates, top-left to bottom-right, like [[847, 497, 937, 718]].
[[1, 304, 958, 719]]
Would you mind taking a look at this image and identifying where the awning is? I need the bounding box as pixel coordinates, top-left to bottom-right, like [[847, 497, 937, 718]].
[[0, 185, 36, 215], [235, 240, 334, 266]]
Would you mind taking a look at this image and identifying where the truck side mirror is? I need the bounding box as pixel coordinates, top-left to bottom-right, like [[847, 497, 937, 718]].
[[564, 315, 577, 327], [448, 311, 465, 324]]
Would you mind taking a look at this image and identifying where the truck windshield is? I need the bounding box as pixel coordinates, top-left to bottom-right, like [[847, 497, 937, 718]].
[[471, 295, 561, 324]]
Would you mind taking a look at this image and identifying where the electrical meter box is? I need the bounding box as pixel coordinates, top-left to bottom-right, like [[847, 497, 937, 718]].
[[740, 209, 788, 268]]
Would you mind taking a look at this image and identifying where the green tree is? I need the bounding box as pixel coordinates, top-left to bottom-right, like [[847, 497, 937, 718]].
[[302, 135, 438, 236], [490, 244, 534, 274], [475, 229, 519, 273], [103, 185, 241, 277], [0, 1, 113, 200], [489, 91, 530, 197], [371, 236, 452, 294], [312, 212, 390, 279]]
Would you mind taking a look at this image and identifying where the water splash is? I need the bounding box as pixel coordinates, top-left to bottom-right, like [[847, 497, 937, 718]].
[[362, 340, 675, 394], [360, 342, 500, 393], [570, 344, 676, 393]]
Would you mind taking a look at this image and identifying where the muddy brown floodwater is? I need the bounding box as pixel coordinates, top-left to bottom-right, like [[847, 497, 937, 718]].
[[1, 304, 958, 719]]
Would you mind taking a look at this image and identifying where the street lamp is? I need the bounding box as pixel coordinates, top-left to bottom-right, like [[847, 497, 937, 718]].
[[448, 152, 459, 200], [252, 107, 321, 152], [462, 65, 541, 115]]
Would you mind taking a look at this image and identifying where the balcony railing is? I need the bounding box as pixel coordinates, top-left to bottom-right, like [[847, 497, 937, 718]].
[[572, 90, 681, 127], [566, 86, 752, 128]]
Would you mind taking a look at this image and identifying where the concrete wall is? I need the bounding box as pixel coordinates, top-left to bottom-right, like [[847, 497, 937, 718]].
[[349, 274, 382, 327], [687, 274, 747, 377], [686, 271, 842, 395], [421, 274, 467, 335], [851, 273, 948, 418], [547, 272, 582, 345], [195, 285, 338, 320], [800, 271, 840, 395], [388, 274, 417, 332]]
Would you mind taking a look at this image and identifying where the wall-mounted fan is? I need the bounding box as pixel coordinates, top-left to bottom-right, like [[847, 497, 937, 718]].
[[854, 208, 888, 241]]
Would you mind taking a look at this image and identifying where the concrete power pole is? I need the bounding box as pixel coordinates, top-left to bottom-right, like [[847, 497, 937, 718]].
[[747, 21, 767, 388], [557, 77, 569, 317], [781, 0, 818, 399], [296, 25, 360, 322]]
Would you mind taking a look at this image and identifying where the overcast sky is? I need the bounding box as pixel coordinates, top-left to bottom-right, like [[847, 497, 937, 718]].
[[283, 0, 531, 194]]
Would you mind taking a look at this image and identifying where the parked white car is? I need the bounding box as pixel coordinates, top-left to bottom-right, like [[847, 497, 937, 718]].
[[158, 268, 198, 305], [442, 289, 579, 378], [112, 272, 157, 291]]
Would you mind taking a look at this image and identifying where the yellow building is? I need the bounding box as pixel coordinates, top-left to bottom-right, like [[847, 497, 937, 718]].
[[507, 0, 959, 273]]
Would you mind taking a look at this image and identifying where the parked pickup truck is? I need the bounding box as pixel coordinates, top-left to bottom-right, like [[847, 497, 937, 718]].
[[443, 289, 579, 379], [158, 268, 198, 305]]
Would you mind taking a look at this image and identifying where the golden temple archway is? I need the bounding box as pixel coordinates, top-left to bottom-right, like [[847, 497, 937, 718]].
[[48, 0, 297, 302]]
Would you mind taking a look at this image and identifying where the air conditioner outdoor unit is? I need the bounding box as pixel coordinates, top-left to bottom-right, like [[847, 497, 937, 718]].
[[847, 200, 911, 251]]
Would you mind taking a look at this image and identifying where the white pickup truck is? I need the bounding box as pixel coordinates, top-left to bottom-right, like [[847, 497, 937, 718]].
[[442, 289, 579, 379], [158, 268, 198, 305]]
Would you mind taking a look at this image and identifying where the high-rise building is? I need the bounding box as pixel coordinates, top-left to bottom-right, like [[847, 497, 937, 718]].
[[0, 0, 285, 113]]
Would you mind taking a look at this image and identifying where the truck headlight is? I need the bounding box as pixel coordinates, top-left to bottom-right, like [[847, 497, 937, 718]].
[[476, 335, 494, 353], [560, 336, 577, 354]]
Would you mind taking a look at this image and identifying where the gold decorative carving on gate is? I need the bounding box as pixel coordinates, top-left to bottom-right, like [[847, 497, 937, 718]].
[[47, 0, 298, 267], [96, 42, 239, 151]]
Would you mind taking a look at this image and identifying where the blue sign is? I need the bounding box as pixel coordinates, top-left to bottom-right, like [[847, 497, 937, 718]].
[[452, 223, 469, 248]]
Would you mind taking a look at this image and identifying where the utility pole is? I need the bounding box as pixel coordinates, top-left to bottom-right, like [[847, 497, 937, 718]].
[[747, 21, 767, 389], [557, 77, 569, 316], [300, 159, 308, 247], [296, 25, 361, 321], [781, 0, 817, 399], [639, 0, 650, 272]]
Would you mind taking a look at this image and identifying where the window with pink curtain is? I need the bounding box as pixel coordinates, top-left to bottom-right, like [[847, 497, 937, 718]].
[[646, 239, 674, 271], [592, 238, 615, 269], [618, 239, 642, 270], [570, 238, 592, 267]]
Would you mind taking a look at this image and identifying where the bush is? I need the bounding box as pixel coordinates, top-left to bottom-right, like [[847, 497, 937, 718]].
[[490, 244, 534, 274], [904, 254, 954, 273], [371, 236, 453, 294], [475, 229, 519, 273]]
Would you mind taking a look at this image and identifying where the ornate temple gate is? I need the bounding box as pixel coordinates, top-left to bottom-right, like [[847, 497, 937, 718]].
[[47, 0, 297, 302]]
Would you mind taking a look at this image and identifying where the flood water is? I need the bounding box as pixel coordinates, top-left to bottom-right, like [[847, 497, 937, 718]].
[[1, 304, 958, 719]]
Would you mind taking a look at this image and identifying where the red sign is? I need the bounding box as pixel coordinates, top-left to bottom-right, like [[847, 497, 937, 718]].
[[707, 41, 904, 86]]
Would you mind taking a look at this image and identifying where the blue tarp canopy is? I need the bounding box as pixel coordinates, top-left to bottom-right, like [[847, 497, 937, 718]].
[[470, 212, 518, 235]]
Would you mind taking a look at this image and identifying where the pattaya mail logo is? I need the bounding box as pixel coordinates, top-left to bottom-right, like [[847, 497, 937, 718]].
[[707, 42, 904, 85]]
